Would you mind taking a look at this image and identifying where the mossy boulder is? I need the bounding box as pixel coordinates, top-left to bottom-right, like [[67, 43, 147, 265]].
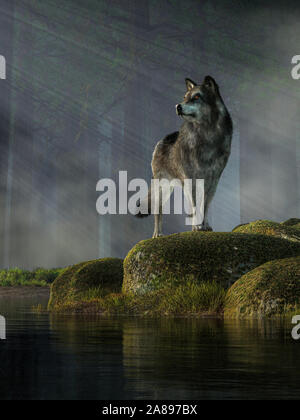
[[48, 258, 123, 310], [123, 232, 300, 295], [281, 218, 300, 227], [233, 220, 300, 242], [292, 223, 300, 231], [224, 257, 300, 318]]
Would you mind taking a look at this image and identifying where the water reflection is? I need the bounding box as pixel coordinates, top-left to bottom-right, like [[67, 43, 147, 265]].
[[0, 293, 299, 400]]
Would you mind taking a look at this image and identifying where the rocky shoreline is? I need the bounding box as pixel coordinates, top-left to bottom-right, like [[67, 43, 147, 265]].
[[48, 219, 300, 318], [0, 287, 50, 299]]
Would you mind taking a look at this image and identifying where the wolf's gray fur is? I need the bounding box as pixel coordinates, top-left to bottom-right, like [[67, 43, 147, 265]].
[[136, 76, 233, 238]]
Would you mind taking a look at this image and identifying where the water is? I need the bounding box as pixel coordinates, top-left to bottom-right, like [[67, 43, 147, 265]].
[[0, 289, 300, 400]]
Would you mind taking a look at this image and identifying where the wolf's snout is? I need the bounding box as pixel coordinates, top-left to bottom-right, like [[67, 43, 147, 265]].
[[176, 104, 182, 115]]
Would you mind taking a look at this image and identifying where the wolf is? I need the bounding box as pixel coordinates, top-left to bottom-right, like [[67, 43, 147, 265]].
[[136, 76, 233, 238]]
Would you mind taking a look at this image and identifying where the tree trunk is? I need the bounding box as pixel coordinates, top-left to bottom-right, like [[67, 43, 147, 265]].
[[7, 2, 36, 268], [121, 0, 154, 247], [98, 119, 113, 258], [239, 112, 273, 223]]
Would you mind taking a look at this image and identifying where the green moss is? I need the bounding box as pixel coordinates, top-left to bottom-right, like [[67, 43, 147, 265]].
[[48, 262, 86, 309], [281, 218, 300, 227], [224, 256, 300, 318], [48, 281, 226, 316], [48, 258, 123, 311], [123, 232, 300, 295], [233, 220, 300, 242]]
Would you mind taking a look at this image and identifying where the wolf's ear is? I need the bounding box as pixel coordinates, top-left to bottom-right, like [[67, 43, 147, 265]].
[[185, 78, 197, 91], [204, 76, 218, 92]]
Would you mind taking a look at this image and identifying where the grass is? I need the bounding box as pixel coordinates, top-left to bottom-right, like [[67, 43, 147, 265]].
[[49, 280, 226, 317], [31, 304, 45, 313], [159, 281, 226, 315], [0, 267, 63, 287]]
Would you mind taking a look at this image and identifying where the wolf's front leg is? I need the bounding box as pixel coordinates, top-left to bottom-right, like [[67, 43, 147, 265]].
[[192, 221, 213, 232], [192, 200, 213, 231], [191, 212, 212, 231], [202, 190, 214, 231], [190, 188, 213, 232], [153, 213, 163, 238], [152, 183, 168, 238]]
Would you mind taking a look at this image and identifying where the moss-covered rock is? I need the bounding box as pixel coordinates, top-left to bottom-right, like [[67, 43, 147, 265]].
[[48, 258, 123, 310], [292, 223, 300, 231], [233, 220, 300, 242], [281, 218, 300, 227], [123, 232, 300, 295], [224, 257, 300, 318]]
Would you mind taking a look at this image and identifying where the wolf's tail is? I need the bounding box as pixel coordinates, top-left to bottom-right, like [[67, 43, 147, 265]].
[[135, 188, 152, 218]]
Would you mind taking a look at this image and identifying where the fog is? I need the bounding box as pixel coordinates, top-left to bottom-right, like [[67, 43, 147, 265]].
[[0, 0, 299, 269]]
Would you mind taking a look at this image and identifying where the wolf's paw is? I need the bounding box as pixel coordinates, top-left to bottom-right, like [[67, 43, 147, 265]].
[[152, 232, 164, 238], [192, 224, 213, 232]]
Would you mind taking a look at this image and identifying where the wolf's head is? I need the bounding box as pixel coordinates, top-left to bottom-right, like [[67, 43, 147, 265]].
[[176, 76, 224, 124]]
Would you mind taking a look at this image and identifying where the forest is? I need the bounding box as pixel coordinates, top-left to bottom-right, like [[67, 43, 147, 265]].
[[0, 0, 299, 269]]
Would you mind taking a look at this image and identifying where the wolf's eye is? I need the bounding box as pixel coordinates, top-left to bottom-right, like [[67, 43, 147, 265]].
[[193, 94, 201, 101]]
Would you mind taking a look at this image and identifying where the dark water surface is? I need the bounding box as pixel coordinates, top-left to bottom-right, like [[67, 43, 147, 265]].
[[0, 290, 299, 400]]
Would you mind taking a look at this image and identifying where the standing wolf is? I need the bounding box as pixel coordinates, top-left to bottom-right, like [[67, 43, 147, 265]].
[[136, 76, 233, 238]]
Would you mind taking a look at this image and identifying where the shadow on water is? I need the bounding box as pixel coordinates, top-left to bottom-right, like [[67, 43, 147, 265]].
[[0, 292, 299, 400]]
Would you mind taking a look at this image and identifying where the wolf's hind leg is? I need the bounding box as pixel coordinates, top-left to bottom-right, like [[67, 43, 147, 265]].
[[152, 184, 163, 238], [152, 181, 174, 238]]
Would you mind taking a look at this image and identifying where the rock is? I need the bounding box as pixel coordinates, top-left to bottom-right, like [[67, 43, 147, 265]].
[[233, 220, 300, 242], [122, 232, 300, 295], [224, 257, 300, 318], [292, 223, 300, 231], [281, 218, 300, 227], [48, 258, 123, 310]]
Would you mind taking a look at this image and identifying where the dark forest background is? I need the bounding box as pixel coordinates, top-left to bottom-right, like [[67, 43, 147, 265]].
[[0, 0, 299, 269]]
